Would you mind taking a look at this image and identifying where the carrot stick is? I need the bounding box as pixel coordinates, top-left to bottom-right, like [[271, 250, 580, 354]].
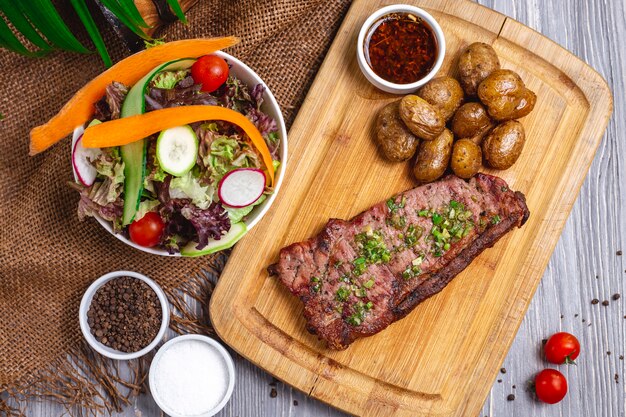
[[29, 37, 239, 156], [81, 105, 276, 185]]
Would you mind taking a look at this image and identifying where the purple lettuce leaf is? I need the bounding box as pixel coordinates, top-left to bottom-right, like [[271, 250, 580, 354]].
[[145, 76, 218, 111], [180, 202, 231, 249], [159, 197, 231, 252], [94, 81, 128, 121]]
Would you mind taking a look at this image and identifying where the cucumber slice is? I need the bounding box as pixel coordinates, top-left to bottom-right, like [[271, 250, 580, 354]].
[[156, 125, 198, 177], [180, 222, 247, 257], [119, 58, 196, 225]]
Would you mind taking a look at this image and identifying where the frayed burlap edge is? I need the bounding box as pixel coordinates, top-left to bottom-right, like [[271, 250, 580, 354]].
[[0, 253, 227, 416], [0, 342, 150, 417]]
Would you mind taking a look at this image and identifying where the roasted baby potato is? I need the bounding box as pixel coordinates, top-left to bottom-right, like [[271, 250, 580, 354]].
[[375, 101, 419, 162], [482, 120, 526, 169], [451, 139, 482, 179], [399, 95, 445, 141], [413, 128, 453, 183], [477, 69, 537, 121], [450, 102, 494, 143], [458, 42, 501, 96], [417, 76, 464, 121]]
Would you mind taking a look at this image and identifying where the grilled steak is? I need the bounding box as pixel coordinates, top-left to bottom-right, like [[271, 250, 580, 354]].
[[267, 174, 529, 350]]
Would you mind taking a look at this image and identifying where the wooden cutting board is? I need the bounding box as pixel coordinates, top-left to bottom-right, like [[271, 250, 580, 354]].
[[210, 1, 613, 416]]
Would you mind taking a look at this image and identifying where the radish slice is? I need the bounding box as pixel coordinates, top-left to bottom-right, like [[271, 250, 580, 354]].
[[72, 134, 102, 186], [218, 168, 266, 208]]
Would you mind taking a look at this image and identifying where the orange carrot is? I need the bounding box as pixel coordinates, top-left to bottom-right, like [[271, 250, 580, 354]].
[[29, 37, 239, 156], [82, 105, 276, 185]]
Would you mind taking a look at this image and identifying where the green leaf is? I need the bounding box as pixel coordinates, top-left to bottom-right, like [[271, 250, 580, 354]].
[[165, 0, 188, 24], [14, 0, 90, 53], [0, 16, 45, 56], [0, 2, 52, 52], [116, 0, 150, 28], [144, 38, 165, 49], [69, 0, 112, 67], [99, 0, 151, 39]]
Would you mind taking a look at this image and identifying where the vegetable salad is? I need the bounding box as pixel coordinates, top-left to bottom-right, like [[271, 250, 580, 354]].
[[71, 55, 281, 254]]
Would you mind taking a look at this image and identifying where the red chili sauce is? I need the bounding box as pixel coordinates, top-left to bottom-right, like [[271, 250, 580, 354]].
[[365, 13, 437, 84]]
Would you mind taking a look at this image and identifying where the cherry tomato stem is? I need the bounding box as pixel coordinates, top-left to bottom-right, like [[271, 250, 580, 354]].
[[545, 332, 580, 365]]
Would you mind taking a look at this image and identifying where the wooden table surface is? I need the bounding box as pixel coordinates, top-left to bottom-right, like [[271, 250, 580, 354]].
[[23, 0, 625, 416]]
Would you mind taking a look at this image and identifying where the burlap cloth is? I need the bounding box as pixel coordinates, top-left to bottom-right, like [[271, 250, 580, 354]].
[[0, 0, 351, 414]]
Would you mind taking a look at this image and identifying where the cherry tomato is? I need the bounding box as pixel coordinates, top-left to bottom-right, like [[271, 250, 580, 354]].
[[534, 369, 568, 404], [129, 212, 165, 247], [545, 332, 580, 364], [191, 54, 229, 92]]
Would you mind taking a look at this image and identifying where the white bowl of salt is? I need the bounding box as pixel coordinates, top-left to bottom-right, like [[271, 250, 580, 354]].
[[149, 334, 235, 417]]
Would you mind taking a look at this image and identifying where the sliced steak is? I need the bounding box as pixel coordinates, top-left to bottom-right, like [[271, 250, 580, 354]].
[[267, 174, 529, 350]]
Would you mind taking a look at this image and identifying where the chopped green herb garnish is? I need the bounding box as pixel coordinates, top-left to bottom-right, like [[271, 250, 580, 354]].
[[426, 201, 475, 257], [412, 255, 424, 266], [418, 209, 430, 217], [402, 268, 412, 280], [404, 224, 423, 247], [354, 230, 391, 267], [336, 286, 350, 302], [387, 214, 407, 229], [310, 276, 321, 292], [346, 301, 371, 326], [386, 196, 407, 214], [363, 279, 375, 288], [491, 215, 501, 225]]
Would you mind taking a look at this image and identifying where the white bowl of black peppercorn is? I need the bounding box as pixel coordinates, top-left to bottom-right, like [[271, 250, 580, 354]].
[[79, 271, 170, 360]]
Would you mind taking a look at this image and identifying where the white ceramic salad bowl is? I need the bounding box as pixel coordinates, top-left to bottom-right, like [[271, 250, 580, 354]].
[[71, 51, 288, 256]]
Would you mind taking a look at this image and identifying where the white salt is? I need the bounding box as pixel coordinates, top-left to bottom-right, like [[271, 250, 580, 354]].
[[152, 340, 229, 416]]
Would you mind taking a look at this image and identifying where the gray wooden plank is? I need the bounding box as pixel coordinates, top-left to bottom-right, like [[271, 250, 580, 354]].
[[478, 0, 626, 417], [13, 0, 625, 416]]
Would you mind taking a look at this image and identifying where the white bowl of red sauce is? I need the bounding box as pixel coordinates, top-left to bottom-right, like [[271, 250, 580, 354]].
[[357, 4, 446, 94]]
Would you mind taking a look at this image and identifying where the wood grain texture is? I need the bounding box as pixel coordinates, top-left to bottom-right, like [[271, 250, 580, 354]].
[[134, 0, 198, 36], [11, 0, 624, 416], [209, 0, 612, 416]]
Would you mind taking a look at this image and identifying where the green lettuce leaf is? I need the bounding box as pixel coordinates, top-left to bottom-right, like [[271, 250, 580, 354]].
[[170, 172, 214, 209], [135, 199, 160, 221], [93, 147, 124, 203], [211, 136, 238, 159], [152, 70, 189, 89], [224, 194, 267, 223]]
